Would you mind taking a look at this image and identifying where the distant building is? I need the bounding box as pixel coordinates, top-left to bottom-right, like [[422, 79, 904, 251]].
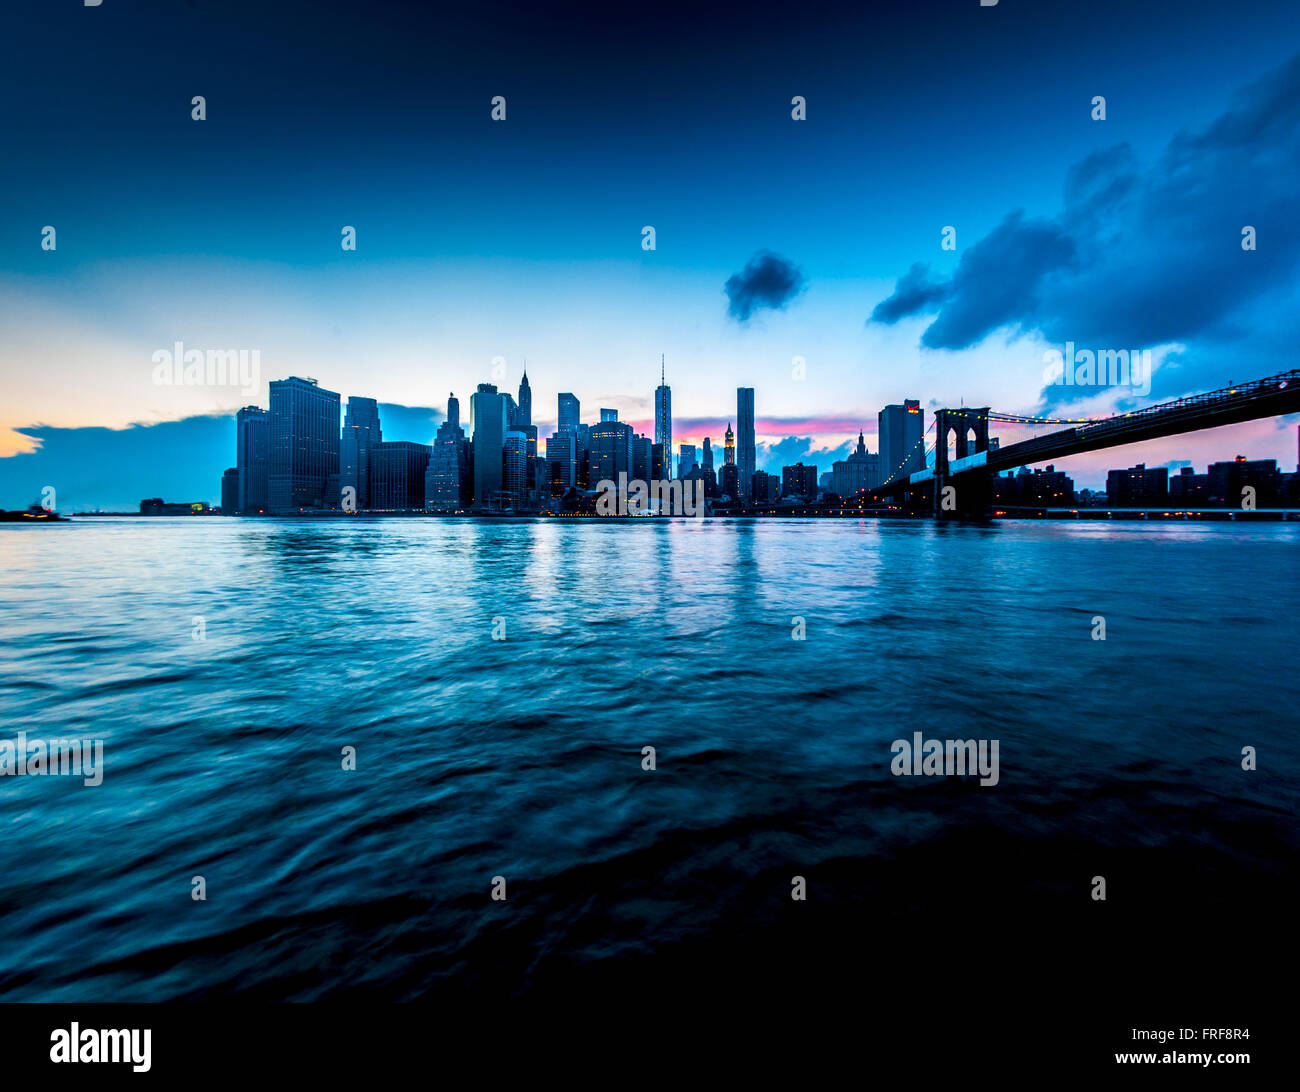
[[235, 405, 270, 513], [724, 423, 735, 468], [878, 400, 924, 482], [558, 393, 580, 431], [371, 442, 431, 509], [831, 430, 880, 498], [269, 377, 341, 512], [678, 444, 696, 479], [221, 468, 239, 513], [655, 356, 672, 478], [752, 470, 779, 503], [590, 411, 633, 485], [993, 465, 1074, 507], [1107, 463, 1168, 506], [546, 429, 577, 490], [470, 383, 507, 507], [781, 463, 818, 500], [737, 388, 756, 502], [720, 463, 739, 500], [1168, 466, 1210, 504], [340, 396, 382, 510], [426, 393, 469, 511], [140, 499, 210, 516], [504, 430, 528, 501], [1208, 456, 1282, 506], [517, 369, 532, 429]]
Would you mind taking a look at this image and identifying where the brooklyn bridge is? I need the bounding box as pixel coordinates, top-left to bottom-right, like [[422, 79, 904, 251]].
[[862, 369, 1300, 518]]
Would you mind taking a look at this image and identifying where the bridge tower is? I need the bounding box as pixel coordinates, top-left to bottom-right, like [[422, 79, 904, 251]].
[[933, 407, 991, 518]]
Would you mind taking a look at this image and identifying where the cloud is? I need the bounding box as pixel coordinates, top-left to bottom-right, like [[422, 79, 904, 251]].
[[724, 251, 806, 323], [756, 434, 855, 476], [868, 53, 1300, 406]]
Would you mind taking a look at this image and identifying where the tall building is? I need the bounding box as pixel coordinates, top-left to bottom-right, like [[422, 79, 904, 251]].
[[636, 436, 653, 483], [504, 430, 528, 501], [558, 392, 580, 431], [517, 368, 532, 428], [702, 437, 714, 472], [546, 429, 577, 490], [678, 444, 696, 478], [589, 410, 633, 485], [724, 423, 735, 467], [470, 383, 507, 508], [235, 405, 269, 513], [370, 442, 431, 509], [340, 396, 382, 509], [878, 399, 924, 482], [221, 467, 239, 513], [426, 393, 469, 511], [737, 388, 756, 503], [782, 463, 818, 500], [1106, 463, 1168, 506], [268, 377, 340, 511], [831, 430, 881, 498], [655, 355, 672, 479]]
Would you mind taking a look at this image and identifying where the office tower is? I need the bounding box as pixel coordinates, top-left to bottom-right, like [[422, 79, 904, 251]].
[[589, 410, 633, 485], [470, 383, 507, 508], [503, 392, 519, 430], [724, 423, 735, 466], [636, 436, 653, 483], [558, 393, 580, 431], [878, 399, 924, 482], [340, 396, 382, 509], [751, 470, 778, 503], [720, 463, 739, 499], [678, 444, 696, 478], [268, 377, 341, 511], [702, 437, 714, 472], [517, 368, 532, 428], [546, 429, 576, 489], [235, 405, 270, 513], [737, 388, 755, 502], [782, 463, 818, 500], [370, 442, 431, 509], [831, 430, 881, 498], [655, 354, 672, 479], [426, 393, 469, 512], [221, 468, 239, 513], [504, 430, 528, 501]]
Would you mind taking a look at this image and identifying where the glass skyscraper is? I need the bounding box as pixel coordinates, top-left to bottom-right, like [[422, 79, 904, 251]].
[[340, 396, 382, 509], [268, 377, 340, 511], [878, 399, 925, 482], [654, 355, 671, 479], [737, 387, 755, 503], [470, 383, 507, 508], [235, 405, 269, 513]]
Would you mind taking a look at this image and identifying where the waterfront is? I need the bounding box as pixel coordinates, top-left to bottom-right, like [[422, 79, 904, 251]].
[[0, 518, 1295, 1002]]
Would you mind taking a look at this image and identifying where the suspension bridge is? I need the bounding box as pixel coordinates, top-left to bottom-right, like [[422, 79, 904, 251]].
[[860, 369, 1300, 517]]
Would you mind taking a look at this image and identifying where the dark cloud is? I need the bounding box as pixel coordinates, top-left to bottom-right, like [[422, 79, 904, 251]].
[[868, 53, 1300, 402], [725, 251, 806, 323], [869, 263, 951, 324]]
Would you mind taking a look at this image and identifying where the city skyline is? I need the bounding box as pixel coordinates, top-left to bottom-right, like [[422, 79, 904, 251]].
[[3, 4, 1300, 508]]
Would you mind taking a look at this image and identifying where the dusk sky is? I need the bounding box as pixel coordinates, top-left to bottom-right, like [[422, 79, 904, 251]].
[[2, 0, 1298, 508]]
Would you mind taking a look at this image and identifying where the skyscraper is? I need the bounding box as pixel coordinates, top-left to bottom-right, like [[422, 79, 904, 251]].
[[678, 444, 696, 478], [470, 383, 507, 508], [426, 393, 469, 512], [340, 396, 382, 509], [235, 405, 269, 513], [268, 377, 340, 511], [546, 428, 576, 490], [724, 423, 735, 467], [589, 410, 633, 485], [878, 399, 924, 482], [558, 392, 580, 431], [517, 367, 532, 429], [737, 388, 756, 503], [504, 430, 528, 501], [654, 354, 672, 479], [702, 437, 714, 472], [370, 441, 431, 509]]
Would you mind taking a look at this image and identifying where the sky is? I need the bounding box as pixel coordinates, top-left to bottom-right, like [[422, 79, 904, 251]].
[[2, 0, 1299, 509]]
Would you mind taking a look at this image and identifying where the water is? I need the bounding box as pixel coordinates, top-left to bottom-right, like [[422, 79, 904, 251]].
[[1, 518, 1296, 1003]]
